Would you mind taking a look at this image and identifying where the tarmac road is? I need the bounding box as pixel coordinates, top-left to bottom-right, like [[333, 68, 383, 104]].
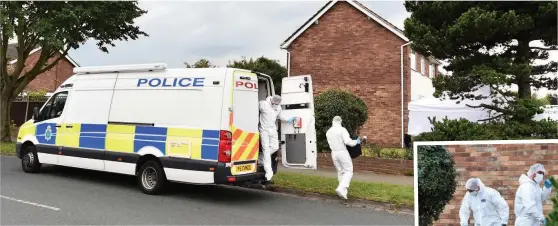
[[1, 156, 413, 225]]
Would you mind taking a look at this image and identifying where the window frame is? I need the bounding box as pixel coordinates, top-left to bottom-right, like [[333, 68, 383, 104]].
[[37, 91, 69, 122]]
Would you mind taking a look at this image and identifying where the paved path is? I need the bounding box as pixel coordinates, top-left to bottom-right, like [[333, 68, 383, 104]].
[[1, 156, 413, 225], [278, 165, 414, 186]]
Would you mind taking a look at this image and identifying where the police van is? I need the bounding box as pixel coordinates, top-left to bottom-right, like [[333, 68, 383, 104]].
[[15, 63, 317, 194]]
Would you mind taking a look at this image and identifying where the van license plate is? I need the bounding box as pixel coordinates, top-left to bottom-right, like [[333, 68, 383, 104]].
[[234, 164, 253, 174]]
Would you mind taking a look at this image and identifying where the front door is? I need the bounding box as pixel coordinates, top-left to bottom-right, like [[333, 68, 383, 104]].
[[33, 91, 70, 165]]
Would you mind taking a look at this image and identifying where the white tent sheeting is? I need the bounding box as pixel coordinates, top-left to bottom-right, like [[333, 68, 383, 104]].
[[407, 100, 558, 136], [407, 97, 493, 136]]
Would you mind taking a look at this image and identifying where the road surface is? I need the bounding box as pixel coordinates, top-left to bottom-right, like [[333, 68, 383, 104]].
[[1, 156, 413, 225]]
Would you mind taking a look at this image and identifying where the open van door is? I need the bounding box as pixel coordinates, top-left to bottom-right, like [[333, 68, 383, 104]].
[[279, 75, 317, 170]]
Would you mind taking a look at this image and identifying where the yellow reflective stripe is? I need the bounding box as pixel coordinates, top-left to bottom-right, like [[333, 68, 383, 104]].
[[105, 124, 134, 153]]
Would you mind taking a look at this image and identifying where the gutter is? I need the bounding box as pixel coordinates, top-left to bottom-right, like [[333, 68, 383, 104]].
[[400, 41, 413, 148]]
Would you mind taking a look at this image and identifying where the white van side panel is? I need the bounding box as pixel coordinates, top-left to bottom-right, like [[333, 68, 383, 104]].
[[57, 73, 118, 171], [105, 69, 226, 163]]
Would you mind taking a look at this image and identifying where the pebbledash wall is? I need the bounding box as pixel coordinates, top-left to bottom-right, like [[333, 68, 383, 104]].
[[278, 153, 413, 175], [432, 143, 558, 226]]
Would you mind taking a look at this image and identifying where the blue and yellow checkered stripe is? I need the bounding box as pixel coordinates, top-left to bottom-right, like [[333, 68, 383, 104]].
[[32, 123, 221, 161]]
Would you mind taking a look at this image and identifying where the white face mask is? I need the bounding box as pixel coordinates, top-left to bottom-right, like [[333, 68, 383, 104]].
[[470, 191, 479, 196], [535, 174, 544, 184]]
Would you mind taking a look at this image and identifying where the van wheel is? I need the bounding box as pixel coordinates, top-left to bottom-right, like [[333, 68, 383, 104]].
[[21, 145, 41, 173], [138, 160, 167, 195]]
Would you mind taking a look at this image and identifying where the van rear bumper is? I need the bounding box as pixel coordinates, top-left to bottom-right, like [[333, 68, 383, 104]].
[[213, 162, 265, 184]]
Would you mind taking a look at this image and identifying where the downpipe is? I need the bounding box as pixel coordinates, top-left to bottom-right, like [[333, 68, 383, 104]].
[[400, 42, 413, 148]]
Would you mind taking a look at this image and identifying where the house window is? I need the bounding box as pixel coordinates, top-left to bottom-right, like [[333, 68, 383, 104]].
[[421, 56, 425, 75], [429, 64, 435, 78], [410, 50, 416, 70]]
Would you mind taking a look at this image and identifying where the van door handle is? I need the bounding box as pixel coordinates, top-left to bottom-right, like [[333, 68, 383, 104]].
[[55, 125, 62, 128], [66, 125, 73, 128]]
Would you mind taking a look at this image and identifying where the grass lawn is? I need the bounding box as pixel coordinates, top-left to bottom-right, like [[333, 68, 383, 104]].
[[1, 142, 16, 156], [273, 172, 413, 207]]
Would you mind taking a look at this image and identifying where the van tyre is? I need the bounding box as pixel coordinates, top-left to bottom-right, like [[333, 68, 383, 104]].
[[138, 160, 167, 195], [21, 145, 41, 173]]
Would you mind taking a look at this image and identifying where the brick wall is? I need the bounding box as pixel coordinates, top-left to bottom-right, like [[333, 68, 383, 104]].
[[288, 1, 416, 147], [20, 50, 75, 92], [431, 143, 558, 226], [278, 153, 413, 175]]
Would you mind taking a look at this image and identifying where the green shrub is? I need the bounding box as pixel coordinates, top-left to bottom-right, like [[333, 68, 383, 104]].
[[547, 177, 558, 226], [418, 145, 458, 226], [362, 143, 382, 158], [404, 147, 413, 160], [361, 145, 411, 160], [413, 117, 558, 142], [315, 89, 368, 152], [380, 148, 407, 159]]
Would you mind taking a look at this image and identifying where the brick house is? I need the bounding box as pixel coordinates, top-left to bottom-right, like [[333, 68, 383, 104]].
[[433, 143, 557, 226], [7, 43, 80, 93], [280, 0, 441, 147]]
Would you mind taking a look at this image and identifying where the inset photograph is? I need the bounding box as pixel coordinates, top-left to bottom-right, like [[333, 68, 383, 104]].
[[415, 140, 558, 226]]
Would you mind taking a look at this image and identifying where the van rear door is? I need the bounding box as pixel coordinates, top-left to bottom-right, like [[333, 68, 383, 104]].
[[279, 75, 317, 169], [229, 70, 260, 175]]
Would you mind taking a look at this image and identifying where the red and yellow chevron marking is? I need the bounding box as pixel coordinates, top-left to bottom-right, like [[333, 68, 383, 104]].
[[231, 125, 259, 161]]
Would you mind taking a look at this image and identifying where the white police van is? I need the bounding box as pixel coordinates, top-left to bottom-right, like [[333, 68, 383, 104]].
[[15, 63, 317, 194]]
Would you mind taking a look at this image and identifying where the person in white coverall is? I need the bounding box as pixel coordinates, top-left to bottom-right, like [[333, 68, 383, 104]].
[[514, 163, 553, 226], [459, 178, 509, 226], [258, 95, 295, 182], [325, 116, 360, 200]]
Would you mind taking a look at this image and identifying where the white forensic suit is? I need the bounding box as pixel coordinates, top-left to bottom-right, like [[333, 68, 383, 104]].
[[514, 174, 552, 226], [325, 116, 358, 199], [459, 179, 509, 226], [258, 96, 290, 181]]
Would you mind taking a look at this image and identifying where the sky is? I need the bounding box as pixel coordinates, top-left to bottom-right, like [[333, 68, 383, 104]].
[[65, 1, 412, 68]]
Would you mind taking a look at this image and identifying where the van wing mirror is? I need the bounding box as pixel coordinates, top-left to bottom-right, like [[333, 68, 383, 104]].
[[33, 107, 40, 121]]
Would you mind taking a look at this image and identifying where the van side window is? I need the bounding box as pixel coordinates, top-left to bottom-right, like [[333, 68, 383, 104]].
[[38, 92, 68, 121]]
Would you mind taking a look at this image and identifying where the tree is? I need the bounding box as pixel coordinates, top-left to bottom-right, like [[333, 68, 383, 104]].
[[0, 1, 148, 141], [227, 56, 286, 94], [547, 176, 558, 226], [404, 2, 557, 122], [184, 58, 217, 68], [418, 145, 458, 226]]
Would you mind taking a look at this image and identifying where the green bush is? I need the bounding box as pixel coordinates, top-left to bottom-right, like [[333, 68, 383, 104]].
[[547, 177, 558, 226], [380, 148, 407, 159], [362, 143, 382, 158], [418, 145, 458, 226], [413, 117, 558, 142], [361, 145, 412, 160], [404, 147, 413, 161], [315, 89, 368, 152]]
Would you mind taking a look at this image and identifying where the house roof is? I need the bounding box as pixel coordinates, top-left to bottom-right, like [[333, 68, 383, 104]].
[[280, 0, 409, 49], [280, 0, 443, 65], [6, 43, 80, 67]]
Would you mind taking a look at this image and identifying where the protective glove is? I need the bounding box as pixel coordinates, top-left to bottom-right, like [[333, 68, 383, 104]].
[[356, 137, 361, 145], [543, 218, 547, 226], [287, 117, 296, 124], [544, 178, 552, 189]]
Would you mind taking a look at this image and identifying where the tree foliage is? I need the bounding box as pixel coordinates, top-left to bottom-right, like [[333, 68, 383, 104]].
[[413, 117, 558, 142], [418, 145, 458, 226], [404, 1, 557, 122], [547, 177, 558, 226], [314, 89, 368, 152], [184, 58, 217, 68], [0, 1, 147, 141], [227, 56, 286, 94]]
